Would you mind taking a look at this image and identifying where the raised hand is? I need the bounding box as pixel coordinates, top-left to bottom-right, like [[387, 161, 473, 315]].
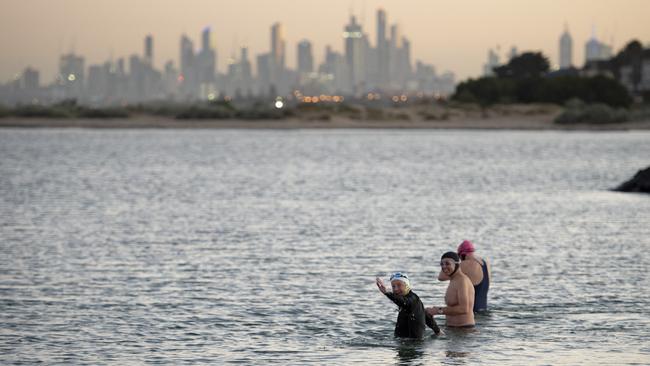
[[376, 277, 387, 294]]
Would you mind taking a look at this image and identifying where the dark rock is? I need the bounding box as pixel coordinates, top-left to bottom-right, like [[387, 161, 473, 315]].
[[614, 166, 650, 193]]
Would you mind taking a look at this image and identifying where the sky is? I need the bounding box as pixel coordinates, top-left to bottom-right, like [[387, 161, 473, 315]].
[[1, 0, 649, 83]]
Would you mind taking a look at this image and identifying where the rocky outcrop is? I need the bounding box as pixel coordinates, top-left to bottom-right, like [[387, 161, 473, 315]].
[[614, 166, 650, 194]]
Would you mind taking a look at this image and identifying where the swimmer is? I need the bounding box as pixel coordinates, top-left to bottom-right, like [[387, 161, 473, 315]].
[[457, 240, 490, 313], [426, 252, 475, 327], [376, 272, 442, 338]]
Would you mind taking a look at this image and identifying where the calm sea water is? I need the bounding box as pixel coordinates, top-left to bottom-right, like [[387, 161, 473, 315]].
[[1, 128, 649, 365]]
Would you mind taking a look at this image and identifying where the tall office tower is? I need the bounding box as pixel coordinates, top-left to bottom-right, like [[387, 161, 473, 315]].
[[389, 24, 403, 85], [397, 36, 412, 86], [509, 46, 518, 61], [376, 9, 389, 86], [197, 26, 217, 93], [344, 15, 366, 91], [297, 40, 314, 74], [271, 22, 286, 71], [559, 25, 573, 69], [180, 34, 197, 98], [239, 47, 253, 94], [21, 67, 39, 91], [144, 34, 153, 66], [483, 48, 500, 76], [59, 53, 85, 99], [585, 27, 612, 63], [257, 53, 272, 96]]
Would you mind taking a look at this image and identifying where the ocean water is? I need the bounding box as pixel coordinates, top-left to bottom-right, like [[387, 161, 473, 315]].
[[1, 128, 649, 365]]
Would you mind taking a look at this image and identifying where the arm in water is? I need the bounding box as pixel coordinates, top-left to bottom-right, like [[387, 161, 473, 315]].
[[425, 313, 442, 335]]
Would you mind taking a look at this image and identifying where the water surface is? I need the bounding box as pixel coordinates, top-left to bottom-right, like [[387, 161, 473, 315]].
[[1, 129, 649, 365]]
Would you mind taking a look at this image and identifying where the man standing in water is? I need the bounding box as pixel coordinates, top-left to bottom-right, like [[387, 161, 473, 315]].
[[457, 240, 490, 313], [376, 272, 441, 338], [426, 252, 475, 327]]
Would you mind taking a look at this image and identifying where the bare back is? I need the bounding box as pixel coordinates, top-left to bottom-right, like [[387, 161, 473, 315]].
[[460, 256, 484, 286]]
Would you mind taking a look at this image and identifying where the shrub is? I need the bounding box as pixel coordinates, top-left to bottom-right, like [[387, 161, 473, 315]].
[[77, 107, 129, 118], [555, 103, 629, 124]]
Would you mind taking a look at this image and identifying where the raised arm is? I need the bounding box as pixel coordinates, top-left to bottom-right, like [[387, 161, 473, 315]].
[[383, 291, 416, 309], [376, 277, 415, 309]]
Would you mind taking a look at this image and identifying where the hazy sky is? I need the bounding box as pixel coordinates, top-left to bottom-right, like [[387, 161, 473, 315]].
[[1, 0, 649, 83]]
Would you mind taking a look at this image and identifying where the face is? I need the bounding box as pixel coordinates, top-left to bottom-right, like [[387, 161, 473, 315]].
[[391, 280, 407, 296], [440, 258, 458, 276]]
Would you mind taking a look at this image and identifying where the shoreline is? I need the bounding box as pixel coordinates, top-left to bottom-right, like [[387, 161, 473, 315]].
[[2, 115, 650, 130]]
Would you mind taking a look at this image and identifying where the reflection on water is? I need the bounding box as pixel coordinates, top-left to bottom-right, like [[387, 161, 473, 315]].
[[1, 129, 650, 365], [395, 340, 425, 365]]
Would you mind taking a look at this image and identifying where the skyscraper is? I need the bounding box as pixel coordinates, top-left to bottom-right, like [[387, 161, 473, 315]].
[[297, 40, 313, 74], [483, 48, 500, 76], [144, 34, 153, 66], [389, 24, 403, 86], [239, 47, 253, 94], [344, 15, 365, 91], [376, 9, 389, 87], [257, 53, 272, 96], [559, 25, 573, 69], [271, 23, 286, 71], [59, 53, 85, 99], [197, 26, 217, 96], [21, 67, 39, 91], [179, 34, 196, 98], [585, 27, 613, 63]]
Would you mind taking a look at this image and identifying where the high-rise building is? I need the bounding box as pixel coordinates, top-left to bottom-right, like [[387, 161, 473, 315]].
[[21, 67, 39, 91], [271, 23, 286, 71], [180, 34, 197, 98], [586, 27, 612, 63], [344, 15, 366, 91], [376, 9, 389, 87], [144, 34, 153, 66], [297, 40, 314, 74], [59, 53, 85, 99], [559, 26, 573, 69], [509, 46, 518, 61], [197, 26, 217, 99], [483, 48, 500, 76], [239, 47, 253, 94], [389, 24, 403, 86], [257, 53, 272, 96]]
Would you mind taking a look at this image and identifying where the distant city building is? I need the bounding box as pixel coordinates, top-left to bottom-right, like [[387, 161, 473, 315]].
[[21, 67, 39, 91], [559, 25, 573, 69], [58, 53, 85, 99], [144, 34, 153, 66], [585, 28, 612, 63], [483, 48, 500, 76], [376, 9, 389, 87], [197, 27, 217, 99], [2, 7, 461, 105], [179, 34, 196, 99], [297, 40, 314, 74], [271, 23, 286, 71], [344, 15, 366, 92], [509, 46, 518, 61], [256, 53, 272, 96]]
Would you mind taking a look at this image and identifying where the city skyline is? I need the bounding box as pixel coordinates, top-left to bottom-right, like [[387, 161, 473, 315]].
[[1, 0, 649, 83]]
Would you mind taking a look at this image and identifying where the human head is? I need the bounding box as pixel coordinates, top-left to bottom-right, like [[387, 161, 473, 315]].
[[440, 251, 461, 277], [457, 240, 475, 260], [389, 272, 411, 296]]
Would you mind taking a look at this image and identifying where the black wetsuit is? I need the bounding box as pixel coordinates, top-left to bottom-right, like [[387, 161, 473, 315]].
[[384, 291, 440, 338]]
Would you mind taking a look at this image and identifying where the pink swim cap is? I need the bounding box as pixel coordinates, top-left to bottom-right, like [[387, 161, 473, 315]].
[[457, 240, 475, 256]]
